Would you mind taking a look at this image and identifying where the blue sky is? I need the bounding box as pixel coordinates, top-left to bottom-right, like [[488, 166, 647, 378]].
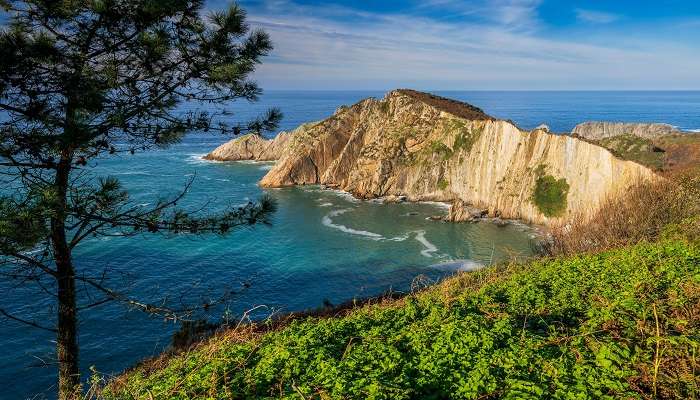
[[207, 0, 700, 90], [1, 0, 695, 90]]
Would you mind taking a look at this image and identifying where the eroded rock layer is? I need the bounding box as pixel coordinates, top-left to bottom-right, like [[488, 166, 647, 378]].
[[255, 90, 657, 225]]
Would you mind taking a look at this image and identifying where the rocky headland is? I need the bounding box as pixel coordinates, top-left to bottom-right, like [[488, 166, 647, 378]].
[[206, 90, 661, 225], [572, 121, 684, 140]]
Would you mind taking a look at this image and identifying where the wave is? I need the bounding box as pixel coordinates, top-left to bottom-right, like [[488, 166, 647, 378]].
[[302, 186, 362, 203], [185, 153, 218, 165], [321, 210, 439, 256], [321, 209, 383, 239], [318, 202, 334, 207], [414, 230, 438, 258], [687, 128, 700, 133], [419, 201, 451, 210], [111, 171, 152, 176], [429, 259, 484, 273], [386, 233, 410, 242]]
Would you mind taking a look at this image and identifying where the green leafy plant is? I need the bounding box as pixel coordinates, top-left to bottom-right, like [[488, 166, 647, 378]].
[[100, 240, 700, 400], [451, 126, 482, 154], [531, 175, 570, 217]]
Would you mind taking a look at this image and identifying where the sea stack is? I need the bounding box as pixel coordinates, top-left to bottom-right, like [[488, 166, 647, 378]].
[[203, 130, 296, 161]]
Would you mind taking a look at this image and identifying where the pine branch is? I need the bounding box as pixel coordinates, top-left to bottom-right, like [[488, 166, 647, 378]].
[[0, 308, 57, 332]]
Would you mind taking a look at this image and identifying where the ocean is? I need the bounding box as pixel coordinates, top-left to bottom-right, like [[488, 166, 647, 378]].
[[2, 91, 700, 398]]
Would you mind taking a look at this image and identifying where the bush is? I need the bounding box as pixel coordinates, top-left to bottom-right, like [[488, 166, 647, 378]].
[[541, 167, 700, 255], [531, 175, 569, 217]]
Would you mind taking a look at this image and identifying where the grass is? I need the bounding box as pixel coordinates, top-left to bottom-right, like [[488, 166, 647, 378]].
[[99, 239, 700, 399], [597, 134, 665, 170], [410, 123, 483, 166], [591, 133, 700, 172], [531, 175, 570, 217]]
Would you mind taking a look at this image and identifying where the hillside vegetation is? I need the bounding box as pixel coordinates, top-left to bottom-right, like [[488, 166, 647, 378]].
[[101, 238, 700, 399], [590, 133, 700, 173], [100, 130, 700, 400], [543, 167, 700, 255]]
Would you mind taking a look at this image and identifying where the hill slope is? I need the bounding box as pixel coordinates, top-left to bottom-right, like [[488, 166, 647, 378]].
[[103, 239, 700, 399], [572, 121, 700, 172]]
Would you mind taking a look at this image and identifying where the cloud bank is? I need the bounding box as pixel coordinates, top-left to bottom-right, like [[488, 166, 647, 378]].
[[229, 0, 700, 90]]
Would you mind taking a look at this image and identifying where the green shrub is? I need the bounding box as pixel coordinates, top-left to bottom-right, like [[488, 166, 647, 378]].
[[451, 126, 482, 154], [101, 240, 700, 400], [437, 178, 449, 190], [379, 101, 390, 114], [429, 141, 453, 160], [531, 175, 569, 217]]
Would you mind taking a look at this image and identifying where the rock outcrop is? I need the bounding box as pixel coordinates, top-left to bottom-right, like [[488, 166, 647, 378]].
[[572, 122, 682, 140], [256, 89, 657, 225], [203, 130, 296, 161]]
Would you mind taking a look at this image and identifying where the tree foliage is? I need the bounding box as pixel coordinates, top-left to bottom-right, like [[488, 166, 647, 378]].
[[0, 1, 280, 397]]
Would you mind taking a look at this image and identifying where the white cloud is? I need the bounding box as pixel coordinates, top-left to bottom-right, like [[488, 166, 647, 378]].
[[575, 8, 620, 24], [239, 0, 700, 90]]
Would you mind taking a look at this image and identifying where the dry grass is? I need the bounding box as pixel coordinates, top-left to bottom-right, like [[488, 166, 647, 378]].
[[540, 167, 700, 256]]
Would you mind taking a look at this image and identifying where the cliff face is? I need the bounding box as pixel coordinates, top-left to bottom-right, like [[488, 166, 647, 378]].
[[572, 122, 682, 140], [258, 90, 657, 225]]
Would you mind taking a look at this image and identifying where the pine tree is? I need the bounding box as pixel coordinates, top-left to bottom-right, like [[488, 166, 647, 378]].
[[0, 1, 281, 398]]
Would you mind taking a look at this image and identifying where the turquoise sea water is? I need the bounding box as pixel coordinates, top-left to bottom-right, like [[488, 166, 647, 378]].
[[2, 91, 700, 398]]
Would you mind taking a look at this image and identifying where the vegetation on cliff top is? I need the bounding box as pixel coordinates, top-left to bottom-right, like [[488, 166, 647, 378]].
[[590, 132, 700, 172], [395, 89, 494, 121], [100, 238, 700, 400], [597, 134, 666, 170]]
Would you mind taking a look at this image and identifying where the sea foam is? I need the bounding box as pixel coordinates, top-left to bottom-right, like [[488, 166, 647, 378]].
[[429, 259, 484, 273], [414, 230, 439, 258], [322, 209, 383, 239], [321, 211, 441, 256]]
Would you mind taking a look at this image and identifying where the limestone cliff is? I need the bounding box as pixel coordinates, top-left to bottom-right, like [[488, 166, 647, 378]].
[[257, 90, 657, 225]]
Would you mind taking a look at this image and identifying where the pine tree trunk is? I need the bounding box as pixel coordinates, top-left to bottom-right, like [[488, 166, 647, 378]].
[[52, 156, 80, 399], [56, 258, 79, 399]]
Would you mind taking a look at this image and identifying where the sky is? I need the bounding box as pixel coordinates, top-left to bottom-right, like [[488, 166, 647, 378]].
[[204, 0, 700, 91]]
